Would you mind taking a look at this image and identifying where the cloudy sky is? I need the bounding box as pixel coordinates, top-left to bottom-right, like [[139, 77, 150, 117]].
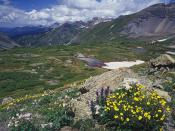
[[0, 0, 174, 27]]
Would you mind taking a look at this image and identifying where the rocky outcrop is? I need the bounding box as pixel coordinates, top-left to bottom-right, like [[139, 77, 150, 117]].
[[70, 68, 152, 119], [150, 54, 175, 70]]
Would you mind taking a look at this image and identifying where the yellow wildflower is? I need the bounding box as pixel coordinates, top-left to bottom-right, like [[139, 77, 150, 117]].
[[114, 115, 119, 119], [114, 106, 119, 111], [158, 110, 162, 113], [120, 113, 123, 116], [144, 112, 149, 117], [160, 100, 166, 106], [141, 95, 145, 99], [157, 95, 161, 99], [160, 117, 164, 121], [160, 127, 163, 131], [160, 114, 165, 121], [147, 102, 150, 105], [166, 107, 170, 112], [138, 116, 142, 120], [134, 97, 139, 101], [126, 118, 130, 122], [131, 109, 136, 114], [155, 114, 159, 118], [147, 115, 151, 120], [105, 107, 110, 111]]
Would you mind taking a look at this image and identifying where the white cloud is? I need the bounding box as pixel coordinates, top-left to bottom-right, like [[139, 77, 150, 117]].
[[0, 0, 162, 27]]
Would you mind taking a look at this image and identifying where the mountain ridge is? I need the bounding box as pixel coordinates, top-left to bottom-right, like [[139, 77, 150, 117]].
[[2, 3, 175, 47], [14, 17, 110, 46]]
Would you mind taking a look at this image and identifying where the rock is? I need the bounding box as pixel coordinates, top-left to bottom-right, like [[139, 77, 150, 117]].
[[152, 80, 164, 89], [2, 97, 13, 105], [154, 89, 171, 102], [18, 113, 32, 120], [150, 54, 175, 69], [76, 53, 85, 58], [30, 63, 44, 67], [41, 123, 53, 129], [65, 60, 73, 64], [46, 67, 54, 73], [46, 80, 59, 86], [166, 77, 173, 82]]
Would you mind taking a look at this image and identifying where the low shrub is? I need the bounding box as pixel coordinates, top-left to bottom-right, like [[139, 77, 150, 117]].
[[38, 95, 52, 106], [44, 106, 75, 130], [91, 84, 171, 130], [11, 119, 38, 131], [73, 119, 95, 131]]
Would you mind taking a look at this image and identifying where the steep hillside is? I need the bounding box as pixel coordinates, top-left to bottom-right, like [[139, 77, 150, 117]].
[[15, 22, 86, 46], [121, 3, 175, 37], [0, 33, 19, 50], [15, 18, 110, 46], [15, 15, 132, 46], [77, 3, 175, 43], [75, 15, 134, 43]]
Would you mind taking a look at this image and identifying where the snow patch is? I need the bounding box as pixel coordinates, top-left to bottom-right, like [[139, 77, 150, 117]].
[[102, 60, 144, 69], [157, 38, 168, 42], [166, 51, 175, 55]]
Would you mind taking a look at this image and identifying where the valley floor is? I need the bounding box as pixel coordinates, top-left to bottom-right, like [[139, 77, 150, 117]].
[[0, 39, 173, 98]]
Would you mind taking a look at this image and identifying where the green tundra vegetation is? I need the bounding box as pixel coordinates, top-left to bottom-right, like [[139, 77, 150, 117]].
[[0, 38, 172, 98], [0, 37, 175, 131]]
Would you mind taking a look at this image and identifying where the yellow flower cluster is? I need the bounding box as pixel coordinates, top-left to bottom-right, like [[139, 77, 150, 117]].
[[0, 92, 49, 110], [104, 84, 171, 127]]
